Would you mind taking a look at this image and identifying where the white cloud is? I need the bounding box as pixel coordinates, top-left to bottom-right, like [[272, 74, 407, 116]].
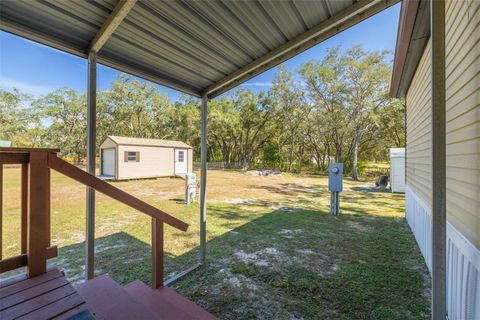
[[240, 82, 273, 87], [0, 75, 56, 96]]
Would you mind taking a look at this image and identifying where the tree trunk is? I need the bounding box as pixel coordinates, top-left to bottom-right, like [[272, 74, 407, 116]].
[[288, 140, 295, 172], [351, 131, 361, 181]]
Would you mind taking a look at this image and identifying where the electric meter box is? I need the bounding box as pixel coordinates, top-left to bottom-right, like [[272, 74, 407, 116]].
[[328, 163, 343, 192], [185, 173, 197, 186]]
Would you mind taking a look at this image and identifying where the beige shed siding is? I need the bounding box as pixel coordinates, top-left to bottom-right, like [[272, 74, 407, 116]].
[[445, 0, 480, 249], [406, 41, 432, 204], [99, 137, 116, 149], [117, 145, 175, 179]]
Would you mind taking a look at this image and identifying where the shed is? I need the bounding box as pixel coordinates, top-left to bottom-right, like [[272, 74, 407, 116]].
[[389, 148, 405, 193], [0, 140, 12, 147], [99, 136, 193, 180]]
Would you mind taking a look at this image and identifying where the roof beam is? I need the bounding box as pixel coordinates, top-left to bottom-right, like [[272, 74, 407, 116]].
[[89, 0, 137, 54], [204, 0, 400, 98]]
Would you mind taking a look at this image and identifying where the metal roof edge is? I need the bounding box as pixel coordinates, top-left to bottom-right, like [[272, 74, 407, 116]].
[[0, 19, 202, 98], [204, 0, 400, 99], [390, 0, 429, 98], [0, 19, 87, 59]]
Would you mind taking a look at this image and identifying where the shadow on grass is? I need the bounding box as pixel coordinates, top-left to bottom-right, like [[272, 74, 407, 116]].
[[247, 183, 328, 197], [53, 204, 430, 320], [351, 186, 393, 193]]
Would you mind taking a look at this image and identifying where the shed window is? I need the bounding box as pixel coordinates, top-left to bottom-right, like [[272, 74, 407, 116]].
[[125, 151, 140, 162], [178, 150, 185, 162]]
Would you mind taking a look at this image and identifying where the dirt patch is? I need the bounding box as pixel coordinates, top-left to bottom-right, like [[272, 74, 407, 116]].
[[224, 198, 256, 204], [248, 169, 282, 176], [95, 242, 128, 253], [277, 228, 303, 239], [211, 266, 304, 319], [346, 220, 373, 232], [233, 247, 282, 267], [295, 248, 315, 255]]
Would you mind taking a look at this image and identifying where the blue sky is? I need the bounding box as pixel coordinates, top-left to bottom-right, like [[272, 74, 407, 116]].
[[0, 3, 400, 101]]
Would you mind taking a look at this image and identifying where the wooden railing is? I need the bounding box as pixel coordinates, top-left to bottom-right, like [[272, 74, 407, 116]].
[[0, 148, 188, 289]]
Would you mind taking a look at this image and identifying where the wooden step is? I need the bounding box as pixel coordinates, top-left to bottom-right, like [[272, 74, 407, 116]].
[[75, 275, 156, 320], [124, 280, 217, 320]]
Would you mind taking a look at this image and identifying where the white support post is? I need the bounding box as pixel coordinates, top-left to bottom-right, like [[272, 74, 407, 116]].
[[430, 0, 446, 319], [199, 95, 208, 265], [86, 52, 97, 280]]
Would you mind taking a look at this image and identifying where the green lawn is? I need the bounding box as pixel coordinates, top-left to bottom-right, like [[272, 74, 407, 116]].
[[2, 167, 430, 319]]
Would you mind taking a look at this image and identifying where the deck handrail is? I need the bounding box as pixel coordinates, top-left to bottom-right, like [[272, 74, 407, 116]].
[[0, 148, 188, 288], [48, 154, 188, 231]]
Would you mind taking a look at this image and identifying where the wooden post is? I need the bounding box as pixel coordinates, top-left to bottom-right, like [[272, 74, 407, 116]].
[[431, 0, 446, 318], [27, 151, 50, 277], [151, 218, 164, 289], [21, 163, 28, 254]]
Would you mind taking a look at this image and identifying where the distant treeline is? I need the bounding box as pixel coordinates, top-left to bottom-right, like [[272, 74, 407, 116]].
[[1, 46, 404, 179]]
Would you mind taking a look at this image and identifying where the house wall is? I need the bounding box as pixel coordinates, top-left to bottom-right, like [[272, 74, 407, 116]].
[[117, 145, 175, 179], [405, 1, 480, 318], [445, 0, 480, 251], [406, 41, 432, 204]]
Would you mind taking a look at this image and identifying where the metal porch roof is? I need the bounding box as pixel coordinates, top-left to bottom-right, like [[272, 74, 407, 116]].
[[0, 0, 398, 98]]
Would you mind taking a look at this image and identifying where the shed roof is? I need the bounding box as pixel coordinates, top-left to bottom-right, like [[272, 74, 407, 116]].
[[0, 0, 399, 98], [106, 136, 192, 149]]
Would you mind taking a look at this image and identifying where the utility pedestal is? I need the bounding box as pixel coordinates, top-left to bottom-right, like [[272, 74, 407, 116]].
[[185, 173, 197, 205], [328, 163, 343, 216]]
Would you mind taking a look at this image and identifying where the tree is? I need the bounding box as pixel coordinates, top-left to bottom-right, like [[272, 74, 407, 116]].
[[270, 65, 309, 172], [344, 46, 391, 180], [1, 46, 403, 177], [106, 74, 173, 139], [300, 48, 350, 164], [34, 88, 87, 161], [208, 89, 277, 168], [0, 88, 34, 143]]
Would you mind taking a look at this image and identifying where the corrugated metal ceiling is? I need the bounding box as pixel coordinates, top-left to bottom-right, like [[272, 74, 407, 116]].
[[0, 0, 398, 97]]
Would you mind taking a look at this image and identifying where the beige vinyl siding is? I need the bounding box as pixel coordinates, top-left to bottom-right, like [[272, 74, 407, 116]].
[[406, 41, 432, 204], [406, 0, 479, 249], [99, 137, 116, 149], [445, 0, 480, 249], [117, 145, 175, 179]]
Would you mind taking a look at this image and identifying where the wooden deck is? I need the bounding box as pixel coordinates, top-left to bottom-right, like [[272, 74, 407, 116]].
[[0, 267, 91, 320]]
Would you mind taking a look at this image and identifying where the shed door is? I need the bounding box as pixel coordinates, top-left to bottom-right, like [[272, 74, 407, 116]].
[[102, 148, 115, 177], [175, 149, 187, 174], [391, 157, 405, 193]]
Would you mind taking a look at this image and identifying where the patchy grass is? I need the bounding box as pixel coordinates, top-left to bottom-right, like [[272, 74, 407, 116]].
[[2, 167, 430, 319]]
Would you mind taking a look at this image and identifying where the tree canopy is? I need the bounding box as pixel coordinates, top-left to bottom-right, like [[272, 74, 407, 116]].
[[1, 46, 404, 178]]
